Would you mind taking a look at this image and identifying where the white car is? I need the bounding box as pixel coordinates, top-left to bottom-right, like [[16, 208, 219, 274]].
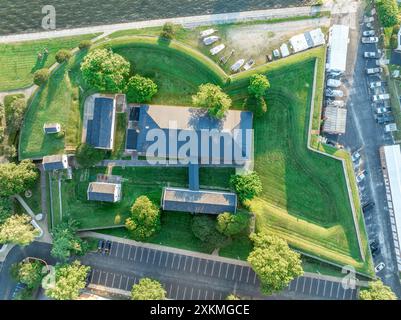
[[363, 30, 375, 36], [351, 151, 361, 163], [327, 100, 345, 108], [210, 44, 225, 55], [376, 107, 391, 114], [327, 79, 341, 88], [374, 262, 385, 273], [326, 89, 344, 98], [203, 35, 219, 46], [366, 67, 382, 75], [369, 81, 382, 89], [372, 93, 390, 102], [364, 51, 380, 59], [362, 37, 379, 43], [356, 172, 366, 183], [200, 28, 216, 38], [230, 59, 245, 72]]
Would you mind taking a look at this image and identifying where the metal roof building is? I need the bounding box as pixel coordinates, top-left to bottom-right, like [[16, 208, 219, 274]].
[[87, 182, 121, 203], [326, 25, 349, 73], [86, 97, 116, 150], [42, 154, 69, 171], [322, 106, 347, 134], [380, 145, 401, 271], [132, 105, 253, 165], [43, 123, 61, 134], [162, 187, 237, 214]]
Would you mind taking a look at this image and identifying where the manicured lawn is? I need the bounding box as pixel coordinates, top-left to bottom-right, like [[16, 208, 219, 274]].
[[58, 166, 233, 230], [22, 178, 42, 215], [111, 113, 128, 159], [19, 52, 85, 159], [0, 34, 99, 91]]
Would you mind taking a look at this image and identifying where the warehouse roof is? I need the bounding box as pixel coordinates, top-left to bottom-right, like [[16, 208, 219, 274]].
[[323, 106, 347, 134], [327, 25, 349, 73]]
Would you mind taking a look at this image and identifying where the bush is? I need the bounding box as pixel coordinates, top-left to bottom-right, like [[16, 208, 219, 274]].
[[126, 75, 158, 103], [33, 68, 50, 86], [78, 40, 92, 50], [216, 212, 250, 237], [55, 49, 72, 63], [160, 22, 175, 40], [75, 143, 107, 167], [191, 215, 229, 252], [230, 171, 263, 203], [192, 83, 232, 120]]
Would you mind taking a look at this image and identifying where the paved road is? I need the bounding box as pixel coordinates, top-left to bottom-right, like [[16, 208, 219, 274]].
[[328, 3, 401, 297], [81, 238, 359, 300]]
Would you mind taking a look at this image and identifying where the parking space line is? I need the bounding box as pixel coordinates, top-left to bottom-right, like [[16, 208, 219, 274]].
[[140, 248, 144, 262], [134, 246, 138, 261], [190, 257, 194, 272], [175, 285, 180, 300], [93, 269, 100, 284], [204, 290, 208, 299], [114, 242, 120, 257], [329, 282, 334, 297], [183, 256, 188, 271], [118, 274, 122, 289], [158, 252, 163, 266], [239, 266, 243, 282], [212, 291, 215, 300], [177, 255, 182, 270], [152, 250, 156, 264], [309, 278, 314, 294], [171, 254, 176, 269], [302, 278, 306, 293], [336, 283, 340, 298], [294, 277, 300, 291], [316, 279, 321, 295], [219, 292, 222, 300], [124, 276, 130, 291], [164, 252, 170, 268], [232, 265, 237, 280], [204, 261, 208, 275], [211, 261, 216, 277], [168, 283, 173, 297], [90, 269, 95, 283], [197, 289, 201, 300], [245, 267, 250, 283], [104, 272, 109, 285], [322, 280, 327, 296], [121, 244, 126, 259], [127, 245, 132, 260], [190, 288, 194, 300], [342, 288, 347, 300], [196, 258, 201, 274], [146, 249, 150, 263], [182, 287, 187, 300], [225, 264, 229, 279], [252, 271, 257, 284], [218, 262, 223, 278], [111, 273, 116, 287]]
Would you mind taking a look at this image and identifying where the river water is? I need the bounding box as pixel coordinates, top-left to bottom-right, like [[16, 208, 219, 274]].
[[0, 0, 311, 35]]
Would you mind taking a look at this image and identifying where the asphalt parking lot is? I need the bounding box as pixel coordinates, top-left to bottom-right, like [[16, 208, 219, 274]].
[[82, 239, 359, 300]]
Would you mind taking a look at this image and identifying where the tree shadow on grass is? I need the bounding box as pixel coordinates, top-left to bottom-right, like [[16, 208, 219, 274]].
[[30, 53, 48, 73]]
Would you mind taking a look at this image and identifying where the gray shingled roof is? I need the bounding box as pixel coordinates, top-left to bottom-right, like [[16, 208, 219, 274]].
[[87, 182, 119, 202], [42, 154, 67, 171], [162, 187, 237, 214], [86, 97, 114, 149]]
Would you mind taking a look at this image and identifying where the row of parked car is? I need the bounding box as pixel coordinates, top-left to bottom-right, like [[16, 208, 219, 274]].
[[97, 239, 112, 255]]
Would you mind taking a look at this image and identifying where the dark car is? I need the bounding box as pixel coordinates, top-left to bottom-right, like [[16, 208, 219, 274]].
[[97, 240, 105, 253], [105, 240, 112, 255], [363, 201, 375, 213], [377, 114, 395, 124]]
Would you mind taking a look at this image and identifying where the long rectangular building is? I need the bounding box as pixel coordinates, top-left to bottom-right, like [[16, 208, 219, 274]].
[[380, 145, 401, 271], [326, 25, 349, 73]]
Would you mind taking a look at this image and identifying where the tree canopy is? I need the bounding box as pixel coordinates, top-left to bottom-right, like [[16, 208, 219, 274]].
[[230, 171, 263, 203], [81, 48, 130, 92], [51, 219, 87, 261], [75, 143, 107, 168], [126, 75, 158, 103], [248, 74, 270, 98], [131, 278, 167, 300], [192, 83, 232, 120], [46, 261, 90, 300], [359, 280, 397, 300], [125, 196, 160, 240], [33, 68, 50, 86], [55, 49, 72, 63], [5, 97, 26, 135], [376, 0, 399, 27], [0, 160, 38, 196], [0, 196, 13, 224], [191, 215, 229, 252], [216, 212, 250, 237], [160, 22, 176, 40], [247, 232, 303, 295], [0, 214, 38, 246], [11, 260, 44, 289]]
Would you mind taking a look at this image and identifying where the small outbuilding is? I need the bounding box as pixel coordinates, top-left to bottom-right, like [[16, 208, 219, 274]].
[[43, 123, 61, 134], [87, 182, 122, 203], [42, 154, 69, 171]]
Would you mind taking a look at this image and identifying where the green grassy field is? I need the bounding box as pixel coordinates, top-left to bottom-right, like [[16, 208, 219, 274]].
[[0, 34, 99, 91], [111, 113, 128, 159], [19, 51, 86, 159]]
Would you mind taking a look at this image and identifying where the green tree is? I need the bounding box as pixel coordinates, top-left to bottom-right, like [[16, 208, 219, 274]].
[[0, 160, 38, 196], [11, 260, 44, 289], [230, 171, 262, 203], [0, 196, 13, 224], [5, 97, 26, 135], [0, 214, 38, 246], [131, 278, 166, 300], [78, 40, 92, 50], [160, 22, 175, 40], [55, 49, 72, 63], [46, 261, 90, 300], [125, 196, 160, 240], [359, 280, 397, 300], [191, 215, 229, 252], [376, 0, 400, 27], [51, 219, 87, 261], [390, 34, 398, 49], [248, 74, 270, 98], [247, 232, 303, 295], [216, 212, 250, 237], [33, 68, 50, 86], [126, 75, 158, 103], [75, 143, 107, 167], [192, 83, 232, 120], [81, 48, 130, 92], [226, 293, 240, 300]]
